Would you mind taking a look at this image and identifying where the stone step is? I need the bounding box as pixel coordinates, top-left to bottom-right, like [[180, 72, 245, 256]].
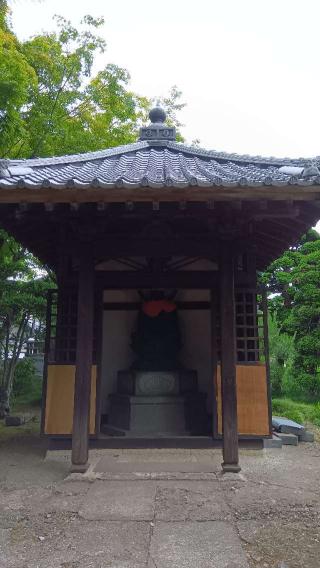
[[298, 430, 315, 443], [274, 432, 298, 446]]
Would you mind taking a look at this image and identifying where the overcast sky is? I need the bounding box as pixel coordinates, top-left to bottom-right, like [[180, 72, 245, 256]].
[[10, 0, 320, 160]]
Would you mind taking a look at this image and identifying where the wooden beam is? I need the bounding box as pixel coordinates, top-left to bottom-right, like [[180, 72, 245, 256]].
[[219, 242, 240, 473], [71, 245, 95, 472], [95, 269, 255, 290], [1, 184, 320, 205], [103, 300, 213, 311]]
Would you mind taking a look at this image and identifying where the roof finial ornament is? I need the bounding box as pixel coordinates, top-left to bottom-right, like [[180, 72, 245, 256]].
[[139, 101, 176, 145], [149, 105, 166, 125]]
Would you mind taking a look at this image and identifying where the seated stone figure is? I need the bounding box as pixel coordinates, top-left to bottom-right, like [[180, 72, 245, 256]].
[[131, 290, 181, 371], [105, 289, 208, 436]]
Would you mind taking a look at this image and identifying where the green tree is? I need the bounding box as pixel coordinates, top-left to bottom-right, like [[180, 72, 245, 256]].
[[0, 1, 37, 156], [268, 315, 294, 397], [262, 229, 320, 400], [0, 230, 53, 415], [0, 10, 185, 159]]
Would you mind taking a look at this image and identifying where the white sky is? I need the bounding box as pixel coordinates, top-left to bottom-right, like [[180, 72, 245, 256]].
[[10, 0, 320, 231]]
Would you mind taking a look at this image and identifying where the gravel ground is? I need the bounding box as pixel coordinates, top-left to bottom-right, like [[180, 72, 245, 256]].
[[0, 429, 319, 567]]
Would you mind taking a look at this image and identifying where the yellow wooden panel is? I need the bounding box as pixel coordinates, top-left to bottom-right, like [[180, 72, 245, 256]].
[[44, 365, 96, 435], [217, 364, 270, 436]]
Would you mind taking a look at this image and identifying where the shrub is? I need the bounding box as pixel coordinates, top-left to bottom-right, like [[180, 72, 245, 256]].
[[13, 357, 36, 397]]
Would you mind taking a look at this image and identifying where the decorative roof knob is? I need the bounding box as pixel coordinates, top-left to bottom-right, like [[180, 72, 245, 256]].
[[139, 103, 175, 143], [149, 106, 166, 124]]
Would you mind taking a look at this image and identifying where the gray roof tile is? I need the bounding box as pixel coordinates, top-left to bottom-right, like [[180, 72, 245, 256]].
[[1, 140, 320, 190]]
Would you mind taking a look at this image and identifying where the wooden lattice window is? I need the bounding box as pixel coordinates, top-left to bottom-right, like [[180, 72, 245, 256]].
[[215, 289, 266, 364], [235, 291, 265, 363], [46, 287, 99, 364]]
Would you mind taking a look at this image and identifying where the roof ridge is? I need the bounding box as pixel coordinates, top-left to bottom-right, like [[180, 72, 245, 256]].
[[6, 138, 320, 168], [166, 141, 320, 166], [8, 141, 149, 167]]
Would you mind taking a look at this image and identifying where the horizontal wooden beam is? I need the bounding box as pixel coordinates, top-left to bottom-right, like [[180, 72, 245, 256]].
[[96, 270, 256, 289], [103, 301, 212, 311], [0, 185, 320, 204]]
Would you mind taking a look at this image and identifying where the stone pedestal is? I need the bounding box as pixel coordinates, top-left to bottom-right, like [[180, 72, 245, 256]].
[[104, 370, 208, 437]]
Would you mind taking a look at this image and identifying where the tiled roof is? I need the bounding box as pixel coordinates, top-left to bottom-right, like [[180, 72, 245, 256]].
[[1, 140, 320, 190]]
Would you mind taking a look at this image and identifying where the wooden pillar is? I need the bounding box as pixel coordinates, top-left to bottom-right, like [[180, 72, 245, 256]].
[[220, 242, 241, 473], [210, 289, 218, 438], [71, 245, 95, 471], [262, 287, 272, 435]]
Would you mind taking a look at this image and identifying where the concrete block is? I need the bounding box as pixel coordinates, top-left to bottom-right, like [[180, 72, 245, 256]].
[[5, 415, 25, 427], [274, 432, 298, 446], [263, 435, 283, 449], [298, 430, 315, 443]]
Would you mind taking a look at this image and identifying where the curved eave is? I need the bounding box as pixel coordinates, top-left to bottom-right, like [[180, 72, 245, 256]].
[[1, 177, 320, 193]]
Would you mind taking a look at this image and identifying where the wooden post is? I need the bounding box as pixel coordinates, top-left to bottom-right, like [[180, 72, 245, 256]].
[[262, 287, 272, 435], [219, 242, 241, 473], [210, 289, 218, 438], [71, 245, 95, 472]]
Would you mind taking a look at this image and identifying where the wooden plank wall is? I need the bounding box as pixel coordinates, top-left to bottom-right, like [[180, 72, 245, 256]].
[[43, 364, 270, 437], [217, 364, 270, 436], [44, 365, 96, 435]]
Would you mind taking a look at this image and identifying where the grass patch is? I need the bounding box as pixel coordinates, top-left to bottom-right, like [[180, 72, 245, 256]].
[[0, 417, 40, 441], [0, 371, 42, 442], [272, 397, 320, 427], [12, 375, 42, 412]]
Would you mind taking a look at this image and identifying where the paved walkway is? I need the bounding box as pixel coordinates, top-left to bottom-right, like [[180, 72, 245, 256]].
[[0, 443, 320, 567]]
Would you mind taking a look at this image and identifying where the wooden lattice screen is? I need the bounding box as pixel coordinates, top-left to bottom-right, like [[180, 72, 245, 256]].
[[216, 289, 266, 364], [46, 287, 98, 365]]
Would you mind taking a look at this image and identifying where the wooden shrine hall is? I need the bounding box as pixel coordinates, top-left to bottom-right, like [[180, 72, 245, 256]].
[[1, 106, 320, 473]]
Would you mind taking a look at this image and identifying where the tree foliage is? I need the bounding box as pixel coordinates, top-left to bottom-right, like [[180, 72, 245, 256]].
[[0, 8, 185, 159], [262, 229, 320, 400]]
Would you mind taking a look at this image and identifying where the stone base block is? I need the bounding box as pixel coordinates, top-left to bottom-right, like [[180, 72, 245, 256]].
[[107, 391, 208, 437], [263, 435, 283, 449], [108, 394, 189, 436], [70, 462, 89, 473], [298, 430, 315, 443], [274, 432, 298, 446]]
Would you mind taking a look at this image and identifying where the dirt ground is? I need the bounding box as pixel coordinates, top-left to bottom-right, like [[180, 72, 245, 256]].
[[0, 427, 319, 567]]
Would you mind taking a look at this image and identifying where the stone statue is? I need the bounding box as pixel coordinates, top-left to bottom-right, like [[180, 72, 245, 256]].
[[105, 289, 208, 436], [131, 290, 182, 371]]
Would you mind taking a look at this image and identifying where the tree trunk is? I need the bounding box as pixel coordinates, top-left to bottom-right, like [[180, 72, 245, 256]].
[[0, 312, 29, 416]]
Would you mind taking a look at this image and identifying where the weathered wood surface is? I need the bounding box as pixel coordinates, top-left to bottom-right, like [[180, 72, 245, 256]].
[[71, 245, 95, 470], [219, 243, 240, 472]]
